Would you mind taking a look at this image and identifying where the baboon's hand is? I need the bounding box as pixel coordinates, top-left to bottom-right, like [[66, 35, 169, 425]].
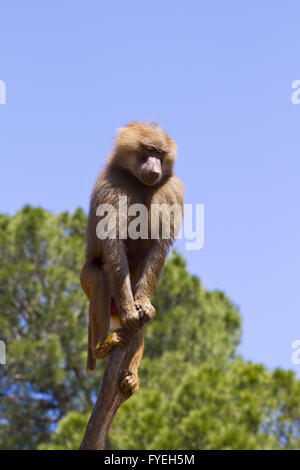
[[122, 307, 141, 330], [134, 299, 156, 325]]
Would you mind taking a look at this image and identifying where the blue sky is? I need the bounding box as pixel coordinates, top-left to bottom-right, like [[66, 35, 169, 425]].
[[0, 1, 300, 374]]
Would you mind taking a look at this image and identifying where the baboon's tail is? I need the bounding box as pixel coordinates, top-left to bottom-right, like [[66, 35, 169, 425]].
[[86, 325, 96, 373]]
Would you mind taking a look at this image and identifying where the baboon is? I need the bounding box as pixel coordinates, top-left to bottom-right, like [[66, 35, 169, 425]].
[[80, 121, 184, 392]]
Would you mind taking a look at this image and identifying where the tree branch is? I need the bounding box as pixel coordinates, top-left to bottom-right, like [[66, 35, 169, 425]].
[[79, 328, 141, 450]]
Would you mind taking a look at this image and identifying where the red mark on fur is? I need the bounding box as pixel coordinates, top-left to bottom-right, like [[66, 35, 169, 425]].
[[111, 299, 117, 313]]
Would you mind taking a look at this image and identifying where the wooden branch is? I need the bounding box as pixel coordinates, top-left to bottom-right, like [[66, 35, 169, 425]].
[[79, 328, 141, 450]]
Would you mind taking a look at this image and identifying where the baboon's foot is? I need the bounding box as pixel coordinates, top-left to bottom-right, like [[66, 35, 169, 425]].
[[94, 330, 128, 359], [120, 370, 139, 392]]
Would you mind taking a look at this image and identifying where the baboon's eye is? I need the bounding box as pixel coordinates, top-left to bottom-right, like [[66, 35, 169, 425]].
[[144, 145, 156, 152], [141, 143, 165, 155]]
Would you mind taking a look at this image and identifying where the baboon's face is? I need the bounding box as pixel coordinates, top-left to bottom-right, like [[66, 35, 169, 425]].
[[136, 142, 166, 186], [113, 122, 177, 186]]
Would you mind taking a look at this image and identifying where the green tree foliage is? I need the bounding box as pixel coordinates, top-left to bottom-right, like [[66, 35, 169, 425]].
[[0, 207, 300, 450], [0, 206, 101, 449]]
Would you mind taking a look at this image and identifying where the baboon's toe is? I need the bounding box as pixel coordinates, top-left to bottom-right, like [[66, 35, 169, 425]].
[[120, 371, 139, 392], [94, 333, 115, 359], [94, 330, 129, 359], [115, 329, 129, 348]]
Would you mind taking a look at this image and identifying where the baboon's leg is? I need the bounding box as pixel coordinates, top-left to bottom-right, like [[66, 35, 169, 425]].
[[120, 328, 144, 392], [119, 267, 145, 391], [80, 261, 111, 372]]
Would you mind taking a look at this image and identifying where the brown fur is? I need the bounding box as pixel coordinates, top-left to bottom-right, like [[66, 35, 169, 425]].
[[80, 121, 184, 390]]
